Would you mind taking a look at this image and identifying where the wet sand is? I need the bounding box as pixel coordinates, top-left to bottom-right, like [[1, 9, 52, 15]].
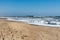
[[0, 19, 60, 40]]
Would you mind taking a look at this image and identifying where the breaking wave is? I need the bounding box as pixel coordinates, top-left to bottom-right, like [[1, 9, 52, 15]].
[[1, 17, 60, 27]]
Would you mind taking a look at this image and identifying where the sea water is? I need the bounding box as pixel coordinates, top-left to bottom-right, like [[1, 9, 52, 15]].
[[1, 17, 60, 27]]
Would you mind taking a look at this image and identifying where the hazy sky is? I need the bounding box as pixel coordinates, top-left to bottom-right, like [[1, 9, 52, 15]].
[[0, 0, 60, 16]]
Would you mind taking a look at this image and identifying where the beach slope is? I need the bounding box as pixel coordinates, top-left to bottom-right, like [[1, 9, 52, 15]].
[[0, 19, 60, 40]]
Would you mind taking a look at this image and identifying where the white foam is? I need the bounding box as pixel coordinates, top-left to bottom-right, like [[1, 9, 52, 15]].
[[28, 23, 60, 27], [6, 17, 60, 27]]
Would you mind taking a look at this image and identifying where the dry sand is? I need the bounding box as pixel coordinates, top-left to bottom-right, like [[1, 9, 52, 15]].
[[0, 19, 60, 40]]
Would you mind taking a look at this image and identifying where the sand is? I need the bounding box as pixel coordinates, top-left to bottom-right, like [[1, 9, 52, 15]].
[[0, 19, 60, 40]]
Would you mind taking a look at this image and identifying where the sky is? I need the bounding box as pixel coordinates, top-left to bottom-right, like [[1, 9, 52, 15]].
[[0, 0, 60, 16]]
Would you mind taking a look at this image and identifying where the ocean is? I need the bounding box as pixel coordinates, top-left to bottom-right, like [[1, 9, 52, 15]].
[[0, 16, 60, 27]]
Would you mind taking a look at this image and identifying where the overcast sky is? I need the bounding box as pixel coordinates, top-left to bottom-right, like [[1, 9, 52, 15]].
[[0, 0, 60, 16]]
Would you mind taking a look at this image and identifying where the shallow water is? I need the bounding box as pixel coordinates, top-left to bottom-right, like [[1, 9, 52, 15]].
[[1, 17, 60, 27]]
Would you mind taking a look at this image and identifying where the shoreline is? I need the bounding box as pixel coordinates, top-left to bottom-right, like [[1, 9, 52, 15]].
[[3, 19, 60, 28], [6, 18, 60, 27]]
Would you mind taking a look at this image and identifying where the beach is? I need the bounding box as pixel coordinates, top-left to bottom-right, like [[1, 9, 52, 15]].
[[0, 19, 60, 40]]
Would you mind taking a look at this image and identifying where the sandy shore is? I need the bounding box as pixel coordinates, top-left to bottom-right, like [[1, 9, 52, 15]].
[[0, 19, 60, 40]]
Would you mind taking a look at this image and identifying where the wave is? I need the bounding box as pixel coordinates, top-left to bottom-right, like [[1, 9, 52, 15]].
[[2, 17, 60, 27]]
